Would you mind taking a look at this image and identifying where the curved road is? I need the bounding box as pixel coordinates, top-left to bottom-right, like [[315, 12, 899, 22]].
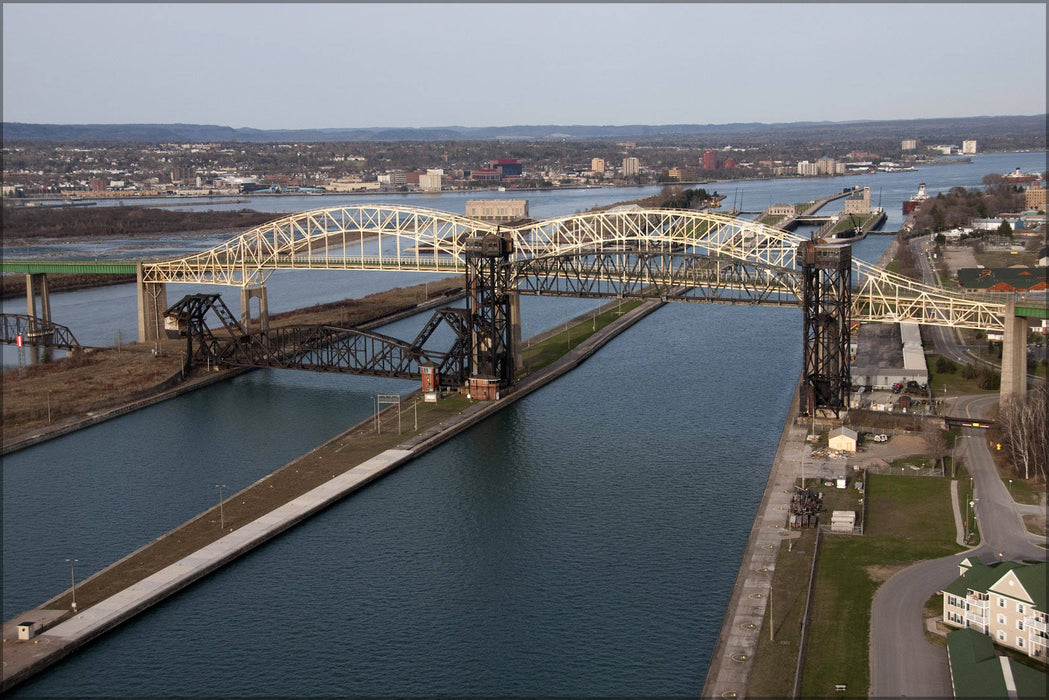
[[870, 394, 1047, 697]]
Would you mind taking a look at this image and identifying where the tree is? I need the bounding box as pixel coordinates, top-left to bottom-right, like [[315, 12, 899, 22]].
[[935, 356, 958, 374], [997, 220, 1013, 238], [998, 386, 1049, 481], [930, 204, 946, 231]]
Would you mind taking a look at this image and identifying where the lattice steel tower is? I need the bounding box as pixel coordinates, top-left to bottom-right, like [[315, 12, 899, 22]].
[[797, 239, 852, 418], [464, 232, 516, 387]]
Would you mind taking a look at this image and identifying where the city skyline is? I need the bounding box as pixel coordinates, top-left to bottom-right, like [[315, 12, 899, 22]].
[[2, 3, 1046, 130]]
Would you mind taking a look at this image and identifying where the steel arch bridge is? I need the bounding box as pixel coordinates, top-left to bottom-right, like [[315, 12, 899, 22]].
[[137, 203, 1040, 416], [141, 203, 1009, 331]]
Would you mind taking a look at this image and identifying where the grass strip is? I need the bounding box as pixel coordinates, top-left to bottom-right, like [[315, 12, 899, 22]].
[[797, 474, 961, 697]]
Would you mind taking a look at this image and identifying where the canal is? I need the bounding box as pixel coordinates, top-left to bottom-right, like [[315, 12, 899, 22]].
[[3, 152, 1044, 695]]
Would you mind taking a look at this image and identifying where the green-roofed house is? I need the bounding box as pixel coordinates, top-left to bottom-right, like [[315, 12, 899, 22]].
[[943, 558, 1048, 664], [946, 628, 1048, 697]]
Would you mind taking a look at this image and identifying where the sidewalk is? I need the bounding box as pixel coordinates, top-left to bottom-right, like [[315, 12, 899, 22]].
[[701, 381, 804, 698]]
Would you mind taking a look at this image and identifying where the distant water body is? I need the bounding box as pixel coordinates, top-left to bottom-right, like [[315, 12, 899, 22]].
[[3, 151, 1044, 696]]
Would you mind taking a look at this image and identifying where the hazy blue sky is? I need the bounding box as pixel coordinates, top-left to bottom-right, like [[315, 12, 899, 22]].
[[3, 2, 1045, 129]]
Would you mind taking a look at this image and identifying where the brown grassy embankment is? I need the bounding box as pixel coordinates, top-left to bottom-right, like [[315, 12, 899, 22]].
[[2, 276, 463, 444]]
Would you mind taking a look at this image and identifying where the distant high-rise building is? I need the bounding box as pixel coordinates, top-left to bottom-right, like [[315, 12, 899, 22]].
[[962, 140, 977, 154], [901, 139, 917, 151], [419, 173, 442, 192], [487, 158, 522, 177], [702, 149, 718, 170], [591, 158, 605, 173], [817, 157, 836, 175], [622, 157, 640, 177], [1025, 182, 1047, 211], [466, 199, 529, 222]]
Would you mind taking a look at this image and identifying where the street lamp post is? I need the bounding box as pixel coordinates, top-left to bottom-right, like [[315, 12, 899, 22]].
[[66, 558, 79, 612], [216, 484, 227, 531]]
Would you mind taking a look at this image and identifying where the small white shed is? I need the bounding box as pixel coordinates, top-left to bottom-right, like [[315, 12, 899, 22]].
[[17, 621, 41, 640], [828, 427, 858, 453]]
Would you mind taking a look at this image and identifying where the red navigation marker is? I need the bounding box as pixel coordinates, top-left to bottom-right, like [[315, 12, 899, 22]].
[[16, 335, 23, 347]]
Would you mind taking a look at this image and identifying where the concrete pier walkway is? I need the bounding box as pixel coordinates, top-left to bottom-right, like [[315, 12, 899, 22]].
[[700, 382, 805, 698]]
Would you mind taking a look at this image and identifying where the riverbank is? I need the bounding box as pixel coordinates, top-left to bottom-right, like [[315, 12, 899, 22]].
[[1, 277, 464, 451], [0, 297, 663, 693]]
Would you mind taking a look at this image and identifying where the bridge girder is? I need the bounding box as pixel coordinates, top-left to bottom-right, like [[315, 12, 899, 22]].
[[514, 251, 801, 306]]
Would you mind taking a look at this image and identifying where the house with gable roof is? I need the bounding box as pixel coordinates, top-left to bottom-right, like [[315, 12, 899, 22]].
[[942, 557, 1048, 662]]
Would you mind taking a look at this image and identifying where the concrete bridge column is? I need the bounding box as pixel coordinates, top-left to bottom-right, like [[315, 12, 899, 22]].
[[1000, 300, 1027, 401], [25, 273, 52, 326], [240, 286, 269, 333], [136, 263, 168, 343], [510, 291, 522, 375]]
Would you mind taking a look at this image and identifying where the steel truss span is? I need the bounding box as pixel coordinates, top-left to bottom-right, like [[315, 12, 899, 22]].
[[143, 204, 1014, 331], [1, 314, 82, 349], [164, 294, 469, 384]]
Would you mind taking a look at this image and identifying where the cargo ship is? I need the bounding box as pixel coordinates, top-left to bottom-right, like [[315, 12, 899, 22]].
[[902, 183, 929, 215], [1002, 167, 1044, 184]]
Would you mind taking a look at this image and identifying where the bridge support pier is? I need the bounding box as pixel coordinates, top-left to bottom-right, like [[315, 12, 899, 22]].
[[136, 263, 168, 343], [1000, 300, 1027, 401], [25, 273, 52, 328], [240, 286, 269, 333], [510, 291, 523, 375], [797, 240, 852, 418]]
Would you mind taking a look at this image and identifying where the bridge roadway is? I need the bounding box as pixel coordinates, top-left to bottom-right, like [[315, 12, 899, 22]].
[[0, 298, 664, 693]]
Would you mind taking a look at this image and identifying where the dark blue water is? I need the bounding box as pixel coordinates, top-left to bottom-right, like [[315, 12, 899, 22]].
[[3, 153, 1043, 695], [6, 303, 798, 697]]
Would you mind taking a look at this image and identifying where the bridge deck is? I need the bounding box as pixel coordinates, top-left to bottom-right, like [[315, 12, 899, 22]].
[[1, 261, 140, 275]]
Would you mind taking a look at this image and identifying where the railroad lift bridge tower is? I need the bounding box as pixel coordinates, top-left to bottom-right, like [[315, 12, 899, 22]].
[[463, 230, 521, 401], [797, 238, 852, 419]]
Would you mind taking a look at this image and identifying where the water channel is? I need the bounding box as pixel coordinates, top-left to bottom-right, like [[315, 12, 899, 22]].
[[3, 152, 1045, 695]]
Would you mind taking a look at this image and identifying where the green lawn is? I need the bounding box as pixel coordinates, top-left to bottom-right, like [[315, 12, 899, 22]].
[[925, 353, 996, 396], [798, 475, 962, 697], [749, 529, 818, 698], [1005, 477, 1044, 506], [521, 300, 642, 373], [974, 249, 1037, 268]]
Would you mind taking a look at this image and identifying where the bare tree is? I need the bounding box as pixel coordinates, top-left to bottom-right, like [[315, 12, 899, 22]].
[[998, 386, 1049, 482]]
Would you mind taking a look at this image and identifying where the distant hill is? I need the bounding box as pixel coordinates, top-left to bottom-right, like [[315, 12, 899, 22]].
[[2, 115, 1045, 144]]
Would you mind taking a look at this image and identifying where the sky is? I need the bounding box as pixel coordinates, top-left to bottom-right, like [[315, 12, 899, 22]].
[[2, 2, 1046, 130]]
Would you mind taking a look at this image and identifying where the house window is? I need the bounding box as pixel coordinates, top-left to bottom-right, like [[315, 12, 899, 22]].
[[998, 630, 1007, 641], [998, 598, 1006, 608], [1018, 620, 1024, 631], [1018, 637, 1025, 648], [1017, 603, 1025, 614], [998, 614, 1007, 625]]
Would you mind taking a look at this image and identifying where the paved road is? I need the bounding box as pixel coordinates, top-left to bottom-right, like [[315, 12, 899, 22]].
[[910, 236, 971, 364], [910, 235, 1045, 387], [869, 394, 1047, 698]]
